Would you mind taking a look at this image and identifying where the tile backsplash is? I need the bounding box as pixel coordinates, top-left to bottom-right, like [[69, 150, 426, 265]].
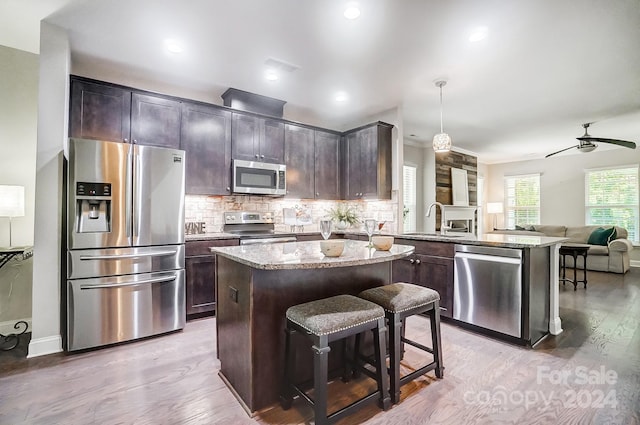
[[185, 192, 399, 234]]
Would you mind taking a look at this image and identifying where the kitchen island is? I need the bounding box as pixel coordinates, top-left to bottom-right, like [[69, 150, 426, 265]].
[[211, 240, 414, 414]]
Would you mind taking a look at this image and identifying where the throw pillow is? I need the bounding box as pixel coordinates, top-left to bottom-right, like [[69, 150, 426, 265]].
[[587, 227, 617, 246]]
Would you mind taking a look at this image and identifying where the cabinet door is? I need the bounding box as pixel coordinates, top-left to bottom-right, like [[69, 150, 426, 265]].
[[314, 130, 340, 199], [285, 124, 314, 198], [358, 126, 380, 198], [231, 112, 260, 161], [414, 254, 454, 318], [69, 79, 131, 143], [345, 132, 363, 199], [392, 255, 416, 284], [130, 93, 182, 148], [181, 103, 232, 195], [185, 255, 216, 316], [260, 119, 285, 163]]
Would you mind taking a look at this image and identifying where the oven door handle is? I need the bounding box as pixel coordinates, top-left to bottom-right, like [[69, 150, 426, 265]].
[[240, 237, 297, 245]]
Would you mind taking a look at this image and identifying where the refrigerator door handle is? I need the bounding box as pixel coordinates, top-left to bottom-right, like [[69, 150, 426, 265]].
[[80, 275, 178, 290], [125, 147, 133, 242], [79, 250, 178, 261], [132, 147, 142, 240]]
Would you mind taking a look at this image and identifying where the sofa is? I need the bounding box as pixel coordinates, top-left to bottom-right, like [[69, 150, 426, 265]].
[[491, 225, 633, 274]]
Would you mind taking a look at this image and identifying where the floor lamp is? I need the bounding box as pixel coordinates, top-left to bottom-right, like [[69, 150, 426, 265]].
[[0, 185, 25, 248], [486, 202, 503, 231]]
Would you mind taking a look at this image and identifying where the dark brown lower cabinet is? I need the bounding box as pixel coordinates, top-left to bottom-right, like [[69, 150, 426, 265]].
[[185, 238, 239, 318], [392, 239, 454, 318]]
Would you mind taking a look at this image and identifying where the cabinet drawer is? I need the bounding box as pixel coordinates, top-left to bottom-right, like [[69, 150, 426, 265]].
[[395, 239, 455, 258], [186, 238, 239, 256]]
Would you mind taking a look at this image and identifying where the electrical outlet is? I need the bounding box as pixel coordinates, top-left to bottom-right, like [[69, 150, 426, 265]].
[[229, 286, 239, 303]]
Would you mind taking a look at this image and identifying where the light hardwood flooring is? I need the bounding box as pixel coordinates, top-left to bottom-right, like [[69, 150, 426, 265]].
[[1, 269, 639, 424]]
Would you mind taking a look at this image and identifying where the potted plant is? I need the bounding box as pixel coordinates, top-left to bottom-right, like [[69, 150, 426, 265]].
[[327, 205, 359, 230]]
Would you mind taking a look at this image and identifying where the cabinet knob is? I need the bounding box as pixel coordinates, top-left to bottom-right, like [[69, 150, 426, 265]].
[[123, 138, 129, 143], [133, 139, 138, 144], [415, 259, 421, 265], [409, 258, 415, 264], [260, 154, 265, 159], [226, 187, 230, 191], [316, 192, 320, 196], [255, 154, 259, 158]]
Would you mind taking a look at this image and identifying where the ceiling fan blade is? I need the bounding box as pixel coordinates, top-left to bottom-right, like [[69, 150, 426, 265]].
[[545, 145, 579, 158], [577, 137, 636, 149]]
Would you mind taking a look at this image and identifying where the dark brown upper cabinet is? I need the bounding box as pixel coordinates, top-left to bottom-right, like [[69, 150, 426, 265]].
[[342, 122, 393, 200], [69, 79, 131, 143], [284, 124, 315, 198], [285, 126, 340, 199], [314, 130, 340, 200], [130, 93, 181, 148], [180, 102, 232, 195], [69, 77, 181, 149], [231, 112, 284, 164]]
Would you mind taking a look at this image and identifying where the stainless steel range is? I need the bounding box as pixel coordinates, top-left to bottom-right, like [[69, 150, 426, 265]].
[[223, 211, 296, 245]]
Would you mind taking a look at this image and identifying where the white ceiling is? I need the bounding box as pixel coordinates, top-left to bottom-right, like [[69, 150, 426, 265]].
[[2, 0, 640, 163]]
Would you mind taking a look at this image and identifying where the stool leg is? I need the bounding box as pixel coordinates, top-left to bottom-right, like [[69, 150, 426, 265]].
[[389, 312, 402, 404], [352, 332, 362, 378], [312, 338, 331, 425], [373, 317, 391, 410], [280, 326, 294, 409], [430, 302, 445, 379]]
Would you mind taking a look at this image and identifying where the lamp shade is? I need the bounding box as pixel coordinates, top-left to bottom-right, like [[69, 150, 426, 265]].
[[0, 185, 25, 217], [486, 202, 503, 214]]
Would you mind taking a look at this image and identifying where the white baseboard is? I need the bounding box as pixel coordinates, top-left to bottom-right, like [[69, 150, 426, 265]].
[[631, 260, 640, 268], [27, 335, 63, 358], [0, 318, 31, 336]]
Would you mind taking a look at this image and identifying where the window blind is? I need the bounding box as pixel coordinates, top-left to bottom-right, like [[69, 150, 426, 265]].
[[403, 165, 417, 232], [504, 174, 540, 228], [585, 165, 639, 242]]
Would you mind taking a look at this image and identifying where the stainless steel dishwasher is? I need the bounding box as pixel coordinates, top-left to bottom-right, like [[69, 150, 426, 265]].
[[453, 244, 523, 338]]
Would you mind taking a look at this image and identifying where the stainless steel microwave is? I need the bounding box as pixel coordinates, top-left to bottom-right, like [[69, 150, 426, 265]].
[[232, 159, 286, 195]]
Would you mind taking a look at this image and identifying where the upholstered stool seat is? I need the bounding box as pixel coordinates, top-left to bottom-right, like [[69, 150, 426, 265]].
[[358, 283, 444, 404], [281, 294, 391, 425]]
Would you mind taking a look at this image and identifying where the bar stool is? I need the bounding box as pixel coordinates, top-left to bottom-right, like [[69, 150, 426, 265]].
[[358, 283, 444, 404], [280, 294, 391, 425]]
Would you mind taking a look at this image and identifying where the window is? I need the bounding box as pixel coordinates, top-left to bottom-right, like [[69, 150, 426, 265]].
[[504, 174, 540, 228], [403, 165, 417, 232], [585, 165, 638, 242]]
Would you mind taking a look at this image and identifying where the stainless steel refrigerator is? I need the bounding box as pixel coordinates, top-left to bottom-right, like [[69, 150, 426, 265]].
[[66, 138, 185, 351]]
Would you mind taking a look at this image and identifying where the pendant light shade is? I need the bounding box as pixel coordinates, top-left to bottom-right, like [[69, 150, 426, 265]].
[[432, 80, 452, 153]]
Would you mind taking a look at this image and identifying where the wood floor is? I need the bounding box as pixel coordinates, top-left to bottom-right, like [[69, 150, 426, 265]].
[[1, 269, 639, 425]]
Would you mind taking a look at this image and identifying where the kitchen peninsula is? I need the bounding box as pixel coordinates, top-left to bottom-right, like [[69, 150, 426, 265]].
[[211, 240, 414, 414]]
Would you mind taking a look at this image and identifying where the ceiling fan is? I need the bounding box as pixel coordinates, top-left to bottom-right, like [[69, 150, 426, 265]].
[[545, 123, 637, 158]]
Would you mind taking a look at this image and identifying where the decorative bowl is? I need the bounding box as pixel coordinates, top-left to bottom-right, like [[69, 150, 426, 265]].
[[320, 240, 345, 257], [372, 236, 394, 251]]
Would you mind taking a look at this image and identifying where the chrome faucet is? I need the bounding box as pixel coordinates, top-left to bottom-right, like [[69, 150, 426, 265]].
[[426, 202, 450, 235]]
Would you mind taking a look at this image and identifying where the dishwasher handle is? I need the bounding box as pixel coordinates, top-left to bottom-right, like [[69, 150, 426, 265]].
[[455, 251, 522, 265]]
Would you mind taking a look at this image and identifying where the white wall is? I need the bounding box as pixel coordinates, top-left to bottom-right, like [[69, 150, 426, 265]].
[[486, 147, 640, 260], [0, 45, 38, 331], [29, 22, 70, 357]]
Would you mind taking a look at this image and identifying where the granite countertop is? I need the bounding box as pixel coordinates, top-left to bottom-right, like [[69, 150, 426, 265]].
[[210, 239, 414, 270], [185, 232, 239, 241], [392, 232, 569, 248]]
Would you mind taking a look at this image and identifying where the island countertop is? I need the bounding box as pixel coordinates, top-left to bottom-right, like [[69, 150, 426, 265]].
[[210, 239, 414, 270]]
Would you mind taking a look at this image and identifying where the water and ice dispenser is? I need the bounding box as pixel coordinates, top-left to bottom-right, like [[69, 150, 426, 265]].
[[75, 182, 111, 233]]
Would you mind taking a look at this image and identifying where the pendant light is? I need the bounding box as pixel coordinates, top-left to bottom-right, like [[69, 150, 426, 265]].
[[432, 80, 452, 153]]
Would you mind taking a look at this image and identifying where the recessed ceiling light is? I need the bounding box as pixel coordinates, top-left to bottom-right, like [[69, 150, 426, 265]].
[[468, 26, 488, 42], [164, 39, 183, 53], [265, 69, 279, 81], [335, 92, 349, 102], [344, 2, 361, 20]]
